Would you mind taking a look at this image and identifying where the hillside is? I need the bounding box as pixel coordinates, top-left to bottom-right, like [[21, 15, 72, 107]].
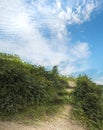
[[0, 53, 103, 130], [0, 53, 70, 114]]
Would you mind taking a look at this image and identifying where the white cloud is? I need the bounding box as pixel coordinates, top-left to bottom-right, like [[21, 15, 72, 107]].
[[56, 0, 62, 10], [59, 42, 90, 74], [0, 0, 101, 75], [69, 42, 90, 60], [94, 77, 103, 85]]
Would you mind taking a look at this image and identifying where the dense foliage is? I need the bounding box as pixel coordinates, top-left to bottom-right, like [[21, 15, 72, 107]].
[[1, 53, 103, 130], [72, 75, 103, 130], [0, 53, 68, 115]]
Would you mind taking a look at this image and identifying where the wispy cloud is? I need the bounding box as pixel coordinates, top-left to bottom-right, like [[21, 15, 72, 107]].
[[0, 0, 101, 74], [95, 77, 103, 85]]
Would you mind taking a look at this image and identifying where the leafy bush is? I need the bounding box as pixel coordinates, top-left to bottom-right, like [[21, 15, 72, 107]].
[[0, 53, 68, 115], [72, 75, 103, 130]]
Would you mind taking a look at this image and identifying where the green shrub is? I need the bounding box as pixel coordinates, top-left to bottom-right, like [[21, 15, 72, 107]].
[[72, 75, 103, 130], [0, 53, 68, 115]]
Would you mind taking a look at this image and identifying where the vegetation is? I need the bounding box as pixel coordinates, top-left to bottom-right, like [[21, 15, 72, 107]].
[[0, 53, 103, 130], [0, 53, 69, 118], [71, 75, 103, 130]]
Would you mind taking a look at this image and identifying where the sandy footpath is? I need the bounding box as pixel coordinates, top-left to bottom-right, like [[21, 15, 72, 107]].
[[0, 105, 86, 130]]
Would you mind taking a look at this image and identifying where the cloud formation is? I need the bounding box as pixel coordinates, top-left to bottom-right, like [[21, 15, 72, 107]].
[[95, 77, 103, 85], [0, 0, 101, 74]]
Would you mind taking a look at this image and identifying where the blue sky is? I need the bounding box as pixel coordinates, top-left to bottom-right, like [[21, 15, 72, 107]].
[[0, 0, 103, 84]]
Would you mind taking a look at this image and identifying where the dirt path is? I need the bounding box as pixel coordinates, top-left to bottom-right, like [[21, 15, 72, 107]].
[[0, 105, 86, 130]]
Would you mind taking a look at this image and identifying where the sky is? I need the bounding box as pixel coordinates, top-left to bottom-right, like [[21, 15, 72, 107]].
[[0, 0, 103, 84]]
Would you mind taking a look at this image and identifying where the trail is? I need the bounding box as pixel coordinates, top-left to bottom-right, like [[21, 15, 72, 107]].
[[0, 105, 86, 130]]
